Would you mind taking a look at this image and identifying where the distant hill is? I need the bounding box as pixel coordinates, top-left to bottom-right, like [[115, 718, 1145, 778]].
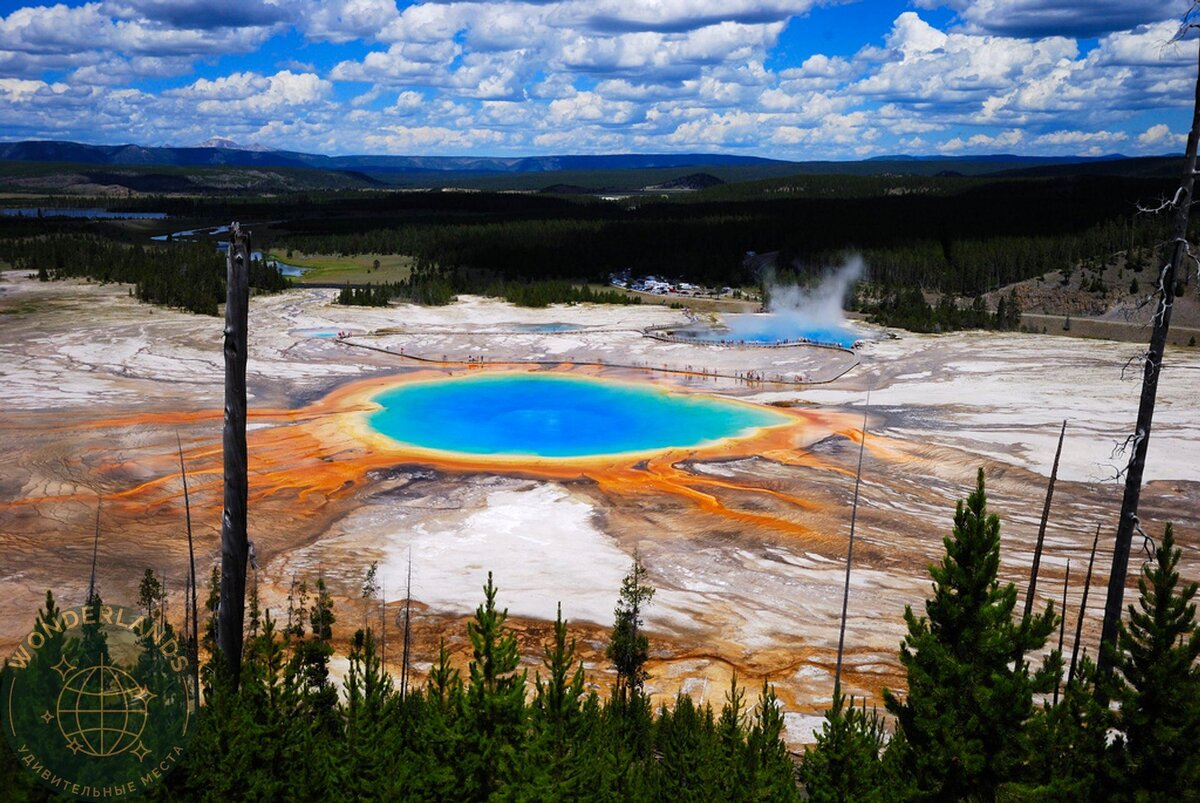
[[0, 140, 315, 169], [539, 184, 594, 194], [0, 139, 1170, 177], [0, 140, 790, 174], [988, 155, 1180, 179], [644, 172, 724, 190], [0, 139, 1182, 195], [867, 152, 1127, 164], [0, 160, 384, 195]]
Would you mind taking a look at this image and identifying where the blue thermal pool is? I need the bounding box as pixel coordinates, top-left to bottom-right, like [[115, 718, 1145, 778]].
[[366, 373, 790, 458], [667, 313, 860, 349], [509, 323, 585, 333]]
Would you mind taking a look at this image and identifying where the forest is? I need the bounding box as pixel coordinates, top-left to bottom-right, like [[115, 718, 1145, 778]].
[[0, 171, 1183, 328], [336, 273, 643, 308], [268, 176, 1177, 298], [2, 472, 1197, 800], [0, 233, 288, 315]]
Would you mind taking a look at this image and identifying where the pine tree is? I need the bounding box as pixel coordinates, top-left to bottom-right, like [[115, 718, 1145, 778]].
[[883, 468, 1059, 799], [460, 572, 526, 798], [1016, 655, 1110, 799], [529, 603, 586, 795], [607, 552, 656, 702], [342, 627, 393, 797], [1107, 524, 1200, 799], [747, 681, 802, 801], [428, 638, 461, 709], [655, 695, 722, 798], [715, 674, 751, 798], [798, 689, 889, 801]]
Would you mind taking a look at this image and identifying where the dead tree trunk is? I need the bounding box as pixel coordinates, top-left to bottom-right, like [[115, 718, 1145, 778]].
[[88, 501, 101, 602], [834, 392, 870, 697], [178, 432, 200, 711], [1015, 419, 1065, 667], [1098, 31, 1200, 674], [1068, 523, 1102, 687], [400, 551, 413, 699], [218, 222, 250, 690], [1053, 559, 1070, 706]]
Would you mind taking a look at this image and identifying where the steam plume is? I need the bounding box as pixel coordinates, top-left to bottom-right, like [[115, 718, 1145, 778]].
[[763, 255, 863, 328], [718, 255, 864, 346]]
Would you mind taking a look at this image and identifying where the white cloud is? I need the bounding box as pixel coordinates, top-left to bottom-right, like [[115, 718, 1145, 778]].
[[170, 70, 331, 115], [548, 91, 639, 125], [940, 128, 1025, 152], [1093, 21, 1195, 68], [573, 0, 821, 34], [855, 13, 1079, 110], [948, 0, 1188, 39], [0, 76, 68, 101], [301, 0, 400, 43], [363, 125, 508, 152], [1034, 129, 1127, 147], [103, 0, 292, 30], [1137, 123, 1179, 150], [391, 90, 425, 112]]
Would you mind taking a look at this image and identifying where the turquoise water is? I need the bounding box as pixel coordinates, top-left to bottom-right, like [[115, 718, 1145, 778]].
[[672, 314, 860, 349], [367, 374, 788, 457], [273, 261, 309, 277], [510, 323, 584, 332]]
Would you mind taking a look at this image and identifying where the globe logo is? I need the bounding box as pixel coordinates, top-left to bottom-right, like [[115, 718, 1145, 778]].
[[55, 658, 151, 759], [3, 600, 193, 800]]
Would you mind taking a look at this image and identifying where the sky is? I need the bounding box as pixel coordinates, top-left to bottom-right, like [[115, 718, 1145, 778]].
[[0, 0, 1195, 158]]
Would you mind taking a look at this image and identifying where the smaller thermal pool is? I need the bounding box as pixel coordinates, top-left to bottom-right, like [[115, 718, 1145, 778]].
[[509, 323, 586, 333], [290, 328, 345, 339], [367, 373, 789, 458], [663, 313, 861, 349]]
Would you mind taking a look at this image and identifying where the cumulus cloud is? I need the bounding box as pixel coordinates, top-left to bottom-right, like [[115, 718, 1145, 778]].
[[103, 0, 292, 30], [171, 70, 331, 115], [940, 128, 1025, 152], [364, 125, 508, 152], [302, 0, 400, 43], [854, 13, 1079, 110], [0, 1, 280, 80], [0, 1, 1193, 157], [947, 0, 1189, 39], [1137, 123, 1180, 150]]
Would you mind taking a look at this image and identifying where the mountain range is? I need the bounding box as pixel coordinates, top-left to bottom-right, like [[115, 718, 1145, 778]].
[[0, 139, 794, 174], [0, 139, 1159, 176]]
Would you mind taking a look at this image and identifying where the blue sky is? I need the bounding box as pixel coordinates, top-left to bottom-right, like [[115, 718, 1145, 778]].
[[0, 0, 1194, 157]]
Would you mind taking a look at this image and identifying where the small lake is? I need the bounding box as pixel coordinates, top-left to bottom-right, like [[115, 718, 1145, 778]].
[[271, 261, 308, 277], [151, 225, 229, 241], [2, 208, 167, 219], [367, 373, 789, 458]]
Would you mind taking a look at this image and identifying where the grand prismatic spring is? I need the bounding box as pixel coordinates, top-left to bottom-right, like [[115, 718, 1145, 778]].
[[366, 373, 791, 458]]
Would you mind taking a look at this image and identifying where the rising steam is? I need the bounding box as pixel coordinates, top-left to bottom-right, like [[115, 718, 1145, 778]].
[[714, 256, 865, 347], [763, 255, 864, 327]]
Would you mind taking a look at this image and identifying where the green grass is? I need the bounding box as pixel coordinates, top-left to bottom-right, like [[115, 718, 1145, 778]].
[[267, 252, 413, 284]]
